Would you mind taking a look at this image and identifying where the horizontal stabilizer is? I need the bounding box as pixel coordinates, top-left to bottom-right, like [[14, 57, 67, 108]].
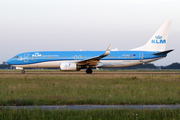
[[153, 49, 174, 55]]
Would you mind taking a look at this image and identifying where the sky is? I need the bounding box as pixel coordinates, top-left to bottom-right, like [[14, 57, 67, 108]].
[[0, 0, 180, 66]]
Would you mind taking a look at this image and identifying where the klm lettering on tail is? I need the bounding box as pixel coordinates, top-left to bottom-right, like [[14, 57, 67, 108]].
[[152, 40, 166, 44], [151, 35, 166, 44]]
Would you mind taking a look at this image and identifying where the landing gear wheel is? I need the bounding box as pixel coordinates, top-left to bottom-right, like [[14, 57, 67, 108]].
[[21, 70, 25, 74], [86, 68, 92, 74]]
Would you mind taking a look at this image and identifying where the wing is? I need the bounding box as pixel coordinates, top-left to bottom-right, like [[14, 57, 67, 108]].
[[77, 44, 112, 66]]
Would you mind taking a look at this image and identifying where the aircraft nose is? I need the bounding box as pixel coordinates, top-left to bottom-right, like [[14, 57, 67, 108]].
[[6, 59, 12, 65]]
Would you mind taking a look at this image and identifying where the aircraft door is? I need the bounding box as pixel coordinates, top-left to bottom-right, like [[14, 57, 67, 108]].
[[24, 54, 29, 62], [74, 55, 77, 61], [139, 53, 143, 62]]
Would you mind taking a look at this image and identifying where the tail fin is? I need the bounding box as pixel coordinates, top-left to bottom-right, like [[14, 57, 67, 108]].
[[131, 21, 172, 51]]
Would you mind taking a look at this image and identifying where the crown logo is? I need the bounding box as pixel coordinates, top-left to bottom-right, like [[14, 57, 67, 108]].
[[64, 65, 69, 68], [155, 35, 162, 39]]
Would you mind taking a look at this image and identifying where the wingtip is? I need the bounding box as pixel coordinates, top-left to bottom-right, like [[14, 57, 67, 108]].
[[109, 44, 113, 50]]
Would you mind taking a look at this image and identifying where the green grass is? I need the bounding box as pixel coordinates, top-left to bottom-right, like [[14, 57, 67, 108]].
[[1, 108, 180, 120], [0, 73, 180, 105]]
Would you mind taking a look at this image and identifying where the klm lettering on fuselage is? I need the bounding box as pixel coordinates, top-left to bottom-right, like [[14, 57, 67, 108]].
[[151, 35, 166, 44]]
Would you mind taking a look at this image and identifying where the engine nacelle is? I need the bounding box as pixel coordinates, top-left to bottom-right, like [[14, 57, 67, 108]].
[[60, 62, 77, 71]]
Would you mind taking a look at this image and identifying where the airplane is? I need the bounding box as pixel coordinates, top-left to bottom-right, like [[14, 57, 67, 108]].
[[6, 21, 174, 74]]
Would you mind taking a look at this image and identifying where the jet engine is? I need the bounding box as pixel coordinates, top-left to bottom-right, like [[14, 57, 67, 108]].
[[60, 62, 77, 71]]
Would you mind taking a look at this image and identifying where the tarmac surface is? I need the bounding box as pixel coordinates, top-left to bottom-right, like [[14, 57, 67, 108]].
[[2, 105, 180, 110], [0, 71, 180, 75]]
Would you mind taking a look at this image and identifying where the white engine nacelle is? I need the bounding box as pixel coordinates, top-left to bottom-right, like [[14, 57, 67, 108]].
[[16, 67, 23, 70], [60, 62, 77, 71]]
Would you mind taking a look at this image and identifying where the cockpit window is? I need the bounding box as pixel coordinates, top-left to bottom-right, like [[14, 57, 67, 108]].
[[13, 56, 19, 58]]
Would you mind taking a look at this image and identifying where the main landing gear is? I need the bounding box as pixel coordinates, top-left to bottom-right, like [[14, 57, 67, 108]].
[[21, 70, 25, 74], [86, 68, 92, 74]]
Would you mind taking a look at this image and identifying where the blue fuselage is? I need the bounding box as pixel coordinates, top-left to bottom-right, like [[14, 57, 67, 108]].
[[6, 50, 166, 69]]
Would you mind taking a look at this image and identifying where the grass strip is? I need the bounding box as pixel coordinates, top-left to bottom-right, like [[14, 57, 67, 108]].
[[1, 108, 180, 120], [0, 74, 180, 105]]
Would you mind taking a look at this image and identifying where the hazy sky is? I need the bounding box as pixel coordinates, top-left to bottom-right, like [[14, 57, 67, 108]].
[[0, 0, 179, 66]]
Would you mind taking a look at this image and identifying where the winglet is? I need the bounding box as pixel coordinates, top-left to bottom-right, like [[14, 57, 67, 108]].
[[103, 44, 112, 56]]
